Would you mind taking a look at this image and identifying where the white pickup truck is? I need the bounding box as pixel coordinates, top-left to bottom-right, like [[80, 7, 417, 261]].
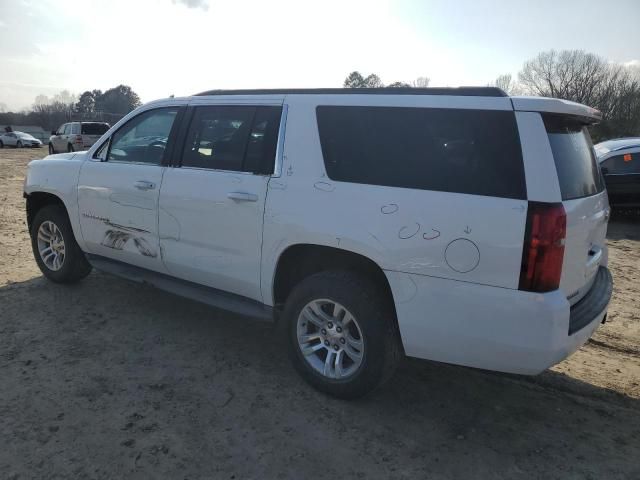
[[24, 88, 613, 399]]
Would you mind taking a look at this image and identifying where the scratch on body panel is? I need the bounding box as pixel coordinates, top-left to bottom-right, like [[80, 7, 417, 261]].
[[398, 223, 420, 240], [380, 204, 399, 215], [423, 229, 441, 240], [313, 181, 335, 192], [100, 221, 157, 258]]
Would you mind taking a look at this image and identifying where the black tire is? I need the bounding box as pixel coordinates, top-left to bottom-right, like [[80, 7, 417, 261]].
[[67, 143, 74, 152], [48, 143, 55, 154], [0, 140, 4, 148], [16, 140, 23, 148], [283, 270, 402, 399], [30, 204, 92, 283]]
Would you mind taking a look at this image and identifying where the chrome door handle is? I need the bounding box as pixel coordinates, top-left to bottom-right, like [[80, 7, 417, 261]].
[[227, 192, 258, 202], [134, 180, 156, 191]]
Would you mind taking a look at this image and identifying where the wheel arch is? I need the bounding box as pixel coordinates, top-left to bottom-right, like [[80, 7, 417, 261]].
[[26, 191, 68, 231], [271, 243, 398, 322]]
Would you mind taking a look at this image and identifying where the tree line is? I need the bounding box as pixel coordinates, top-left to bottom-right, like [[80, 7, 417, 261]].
[[345, 50, 640, 142], [0, 85, 141, 133]]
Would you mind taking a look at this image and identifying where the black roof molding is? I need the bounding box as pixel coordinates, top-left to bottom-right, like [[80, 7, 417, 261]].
[[194, 87, 508, 97]]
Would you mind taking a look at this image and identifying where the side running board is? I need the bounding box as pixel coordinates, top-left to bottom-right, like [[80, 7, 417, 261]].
[[86, 254, 274, 322]]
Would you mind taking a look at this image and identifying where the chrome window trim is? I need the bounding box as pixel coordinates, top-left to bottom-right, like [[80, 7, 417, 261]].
[[273, 104, 288, 178]]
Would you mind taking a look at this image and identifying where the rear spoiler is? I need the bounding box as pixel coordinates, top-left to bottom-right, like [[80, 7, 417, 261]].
[[511, 96, 602, 124]]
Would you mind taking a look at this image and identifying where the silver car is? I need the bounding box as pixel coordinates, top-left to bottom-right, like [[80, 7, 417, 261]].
[[0, 131, 43, 148], [49, 122, 110, 154]]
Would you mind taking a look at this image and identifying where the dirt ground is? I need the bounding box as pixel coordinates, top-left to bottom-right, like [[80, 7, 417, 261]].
[[1, 147, 639, 480]]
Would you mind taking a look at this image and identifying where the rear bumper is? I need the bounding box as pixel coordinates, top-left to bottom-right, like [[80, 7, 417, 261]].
[[386, 268, 612, 375], [569, 267, 612, 335]]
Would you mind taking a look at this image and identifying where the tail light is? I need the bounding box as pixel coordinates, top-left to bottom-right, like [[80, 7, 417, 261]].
[[519, 202, 566, 292], [74, 135, 83, 143]]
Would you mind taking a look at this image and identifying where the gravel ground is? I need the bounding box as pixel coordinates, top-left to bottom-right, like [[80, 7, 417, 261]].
[[1, 147, 639, 479]]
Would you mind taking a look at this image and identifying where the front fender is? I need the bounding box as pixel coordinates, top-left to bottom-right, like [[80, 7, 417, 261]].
[[24, 153, 87, 250]]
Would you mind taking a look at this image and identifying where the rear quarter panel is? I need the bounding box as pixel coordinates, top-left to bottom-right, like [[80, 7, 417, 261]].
[[260, 95, 528, 305]]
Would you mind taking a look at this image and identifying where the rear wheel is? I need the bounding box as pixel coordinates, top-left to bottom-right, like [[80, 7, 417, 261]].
[[67, 143, 74, 152], [0, 140, 4, 148], [30, 205, 92, 283], [48, 143, 55, 154], [16, 140, 23, 148], [283, 270, 401, 399]]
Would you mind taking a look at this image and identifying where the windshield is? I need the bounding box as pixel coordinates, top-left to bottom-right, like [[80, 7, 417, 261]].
[[543, 114, 604, 201], [17, 132, 35, 139]]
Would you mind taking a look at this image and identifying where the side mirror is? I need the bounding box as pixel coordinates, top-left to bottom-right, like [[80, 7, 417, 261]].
[[51, 130, 57, 136]]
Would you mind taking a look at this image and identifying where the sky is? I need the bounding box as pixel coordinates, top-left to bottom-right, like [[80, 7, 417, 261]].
[[0, 0, 639, 111]]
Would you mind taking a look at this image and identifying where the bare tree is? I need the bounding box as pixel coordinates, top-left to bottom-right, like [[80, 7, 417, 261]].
[[518, 49, 640, 140], [490, 73, 521, 95], [412, 76, 430, 88]]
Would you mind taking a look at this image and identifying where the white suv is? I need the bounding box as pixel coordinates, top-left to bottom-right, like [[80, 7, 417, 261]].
[[24, 88, 613, 398], [49, 121, 110, 154]]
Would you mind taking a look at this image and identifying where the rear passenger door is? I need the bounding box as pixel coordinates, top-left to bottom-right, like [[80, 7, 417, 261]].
[[159, 103, 282, 302]]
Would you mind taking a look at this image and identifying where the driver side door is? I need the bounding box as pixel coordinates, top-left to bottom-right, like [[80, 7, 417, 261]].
[[77, 106, 182, 273]]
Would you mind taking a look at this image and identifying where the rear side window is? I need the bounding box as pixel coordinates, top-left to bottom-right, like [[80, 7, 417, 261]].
[[316, 106, 526, 199], [543, 114, 604, 200], [181, 105, 281, 173], [601, 153, 639, 174], [71, 124, 80, 134], [82, 123, 109, 135]]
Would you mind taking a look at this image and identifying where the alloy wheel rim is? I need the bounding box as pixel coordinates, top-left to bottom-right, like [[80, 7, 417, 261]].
[[296, 299, 365, 379], [37, 221, 65, 271]]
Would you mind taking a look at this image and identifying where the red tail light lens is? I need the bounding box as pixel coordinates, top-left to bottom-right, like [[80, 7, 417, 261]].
[[75, 135, 83, 143], [519, 202, 566, 292]]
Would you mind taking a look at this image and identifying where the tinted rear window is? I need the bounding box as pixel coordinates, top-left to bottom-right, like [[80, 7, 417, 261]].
[[316, 106, 526, 199], [81, 123, 109, 135], [543, 114, 604, 200]]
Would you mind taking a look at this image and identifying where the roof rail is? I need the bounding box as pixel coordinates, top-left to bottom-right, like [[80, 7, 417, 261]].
[[194, 87, 508, 97], [611, 143, 640, 152]]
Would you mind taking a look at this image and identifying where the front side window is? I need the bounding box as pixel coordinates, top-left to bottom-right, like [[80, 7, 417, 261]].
[[181, 105, 281, 173], [316, 106, 526, 199], [107, 108, 178, 165], [61, 124, 69, 135]]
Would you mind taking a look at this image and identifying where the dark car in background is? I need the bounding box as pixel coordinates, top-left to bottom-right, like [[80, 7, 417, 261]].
[[595, 138, 640, 207]]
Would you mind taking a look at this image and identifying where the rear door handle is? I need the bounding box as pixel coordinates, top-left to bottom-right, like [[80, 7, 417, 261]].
[[134, 180, 156, 191], [227, 192, 258, 202]]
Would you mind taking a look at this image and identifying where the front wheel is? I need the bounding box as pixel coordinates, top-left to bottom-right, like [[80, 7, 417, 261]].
[[48, 143, 55, 154], [283, 270, 401, 399], [30, 205, 92, 283], [16, 140, 23, 148]]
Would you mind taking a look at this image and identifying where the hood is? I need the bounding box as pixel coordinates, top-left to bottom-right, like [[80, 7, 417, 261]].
[[40, 152, 85, 161], [29, 152, 86, 165]]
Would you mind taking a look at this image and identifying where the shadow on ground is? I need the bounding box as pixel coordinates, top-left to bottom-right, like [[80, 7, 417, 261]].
[[1, 272, 639, 479]]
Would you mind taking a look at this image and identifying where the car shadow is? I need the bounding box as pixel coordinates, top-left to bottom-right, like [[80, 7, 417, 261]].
[[0, 272, 638, 479]]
